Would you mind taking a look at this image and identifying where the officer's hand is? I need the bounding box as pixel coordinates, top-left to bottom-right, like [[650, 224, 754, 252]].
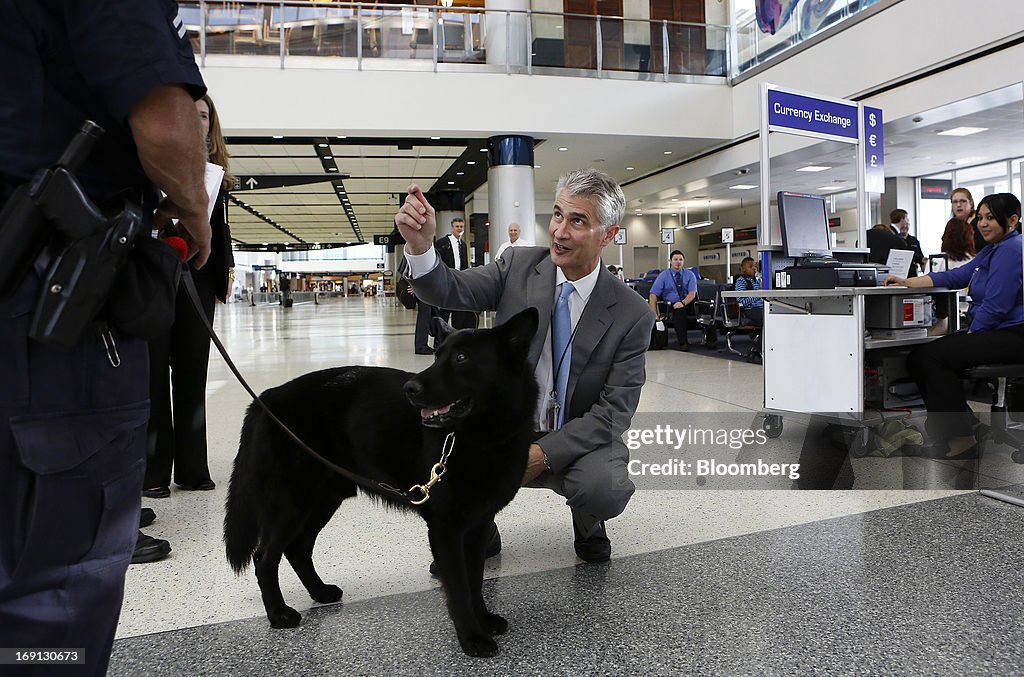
[[395, 185, 436, 255], [157, 197, 212, 268], [883, 276, 906, 286]]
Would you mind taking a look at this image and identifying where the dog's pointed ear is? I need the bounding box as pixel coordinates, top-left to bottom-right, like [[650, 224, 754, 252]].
[[431, 316, 455, 344], [501, 307, 538, 353]]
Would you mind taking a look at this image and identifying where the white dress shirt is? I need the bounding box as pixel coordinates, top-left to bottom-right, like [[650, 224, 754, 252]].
[[404, 247, 601, 431], [449, 233, 462, 269]]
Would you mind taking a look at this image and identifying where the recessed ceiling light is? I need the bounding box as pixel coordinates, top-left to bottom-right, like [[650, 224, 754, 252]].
[[318, 143, 328, 148], [430, 136, 441, 140], [558, 147, 568, 152], [626, 166, 635, 171], [273, 135, 283, 139], [797, 165, 831, 172], [323, 155, 332, 160], [328, 167, 337, 172], [730, 184, 757, 190], [448, 181, 455, 185], [534, 165, 541, 169], [336, 135, 347, 139], [480, 148, 488, 152], [467, 161, 476, 166], [671, 213, 678, 216], [937, 127, 988, 137], [456, 172, 464, 176]]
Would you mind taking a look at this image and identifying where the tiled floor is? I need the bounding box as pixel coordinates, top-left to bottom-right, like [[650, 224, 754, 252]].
[[113, 295, 1024, 674]]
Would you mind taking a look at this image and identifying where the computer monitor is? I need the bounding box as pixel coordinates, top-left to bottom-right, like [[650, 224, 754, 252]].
[[778, 191, 832, 259]]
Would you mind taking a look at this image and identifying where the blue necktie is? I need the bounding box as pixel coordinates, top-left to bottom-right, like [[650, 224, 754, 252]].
[[552, 282, 575, 429]]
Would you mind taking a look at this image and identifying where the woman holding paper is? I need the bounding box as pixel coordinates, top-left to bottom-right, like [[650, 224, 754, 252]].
[[884, 193, 1024, 460], [143, 94, 235, 497]]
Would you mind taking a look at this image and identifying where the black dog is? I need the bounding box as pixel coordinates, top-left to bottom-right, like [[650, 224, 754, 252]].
[[224, 308, 538, 657]]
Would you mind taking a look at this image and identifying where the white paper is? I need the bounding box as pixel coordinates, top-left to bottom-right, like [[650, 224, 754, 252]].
[[655, 321, 665, 331], [205, 162, 225, 219], [886, 249, 913, 279]]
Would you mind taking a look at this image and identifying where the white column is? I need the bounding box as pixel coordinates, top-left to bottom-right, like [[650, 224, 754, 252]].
[[485, 0, 529, 68]]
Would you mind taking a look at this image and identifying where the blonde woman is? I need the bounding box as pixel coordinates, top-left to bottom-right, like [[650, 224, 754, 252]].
[[143, 94, 235, 498]]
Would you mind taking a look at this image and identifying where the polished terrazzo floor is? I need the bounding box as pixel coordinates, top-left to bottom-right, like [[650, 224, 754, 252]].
[[113, 295, 1024, 675]]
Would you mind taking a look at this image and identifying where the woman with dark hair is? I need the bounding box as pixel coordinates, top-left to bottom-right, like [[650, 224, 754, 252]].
[[143, 93, 235, 497], [941, 217, 976, 269], [885, 193, 1024, 459]]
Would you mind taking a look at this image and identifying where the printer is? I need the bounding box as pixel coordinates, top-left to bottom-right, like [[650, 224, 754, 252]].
[[774, 262, 887, 290]]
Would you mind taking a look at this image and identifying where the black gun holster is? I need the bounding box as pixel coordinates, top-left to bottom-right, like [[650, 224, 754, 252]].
[[0, 121, 148, 348]]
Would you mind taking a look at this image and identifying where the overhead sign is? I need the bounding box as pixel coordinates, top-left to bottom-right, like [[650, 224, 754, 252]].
[[661, 229, 675, 245], [232, 174, 350, 191], [614, 229, 627, 245], [920, 178, 953, 200], [863, 106, 885, 193], [721, 228, 734, 244], [767, 88, 858, 142], [373, 234, 392, 246]]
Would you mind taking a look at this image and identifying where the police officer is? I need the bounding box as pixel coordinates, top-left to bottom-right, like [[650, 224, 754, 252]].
[[0, 2, 211, 675]]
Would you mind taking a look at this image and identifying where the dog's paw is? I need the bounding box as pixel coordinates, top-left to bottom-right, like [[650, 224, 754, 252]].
[[480, 612, 508, 636], [311, 584, 343, 604], [459, 634, 499, 658], [267, 606, 302, 629]]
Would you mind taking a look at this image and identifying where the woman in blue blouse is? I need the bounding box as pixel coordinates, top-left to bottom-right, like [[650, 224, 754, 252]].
[[884, 193, 1023, 460]]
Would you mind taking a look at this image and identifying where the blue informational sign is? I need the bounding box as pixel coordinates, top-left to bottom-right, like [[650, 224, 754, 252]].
[[863, 106, 885, 193], [767, 89, 858, 141]]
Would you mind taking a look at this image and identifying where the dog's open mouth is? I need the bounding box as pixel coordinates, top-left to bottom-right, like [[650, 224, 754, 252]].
[[420, 399, 472, 428]]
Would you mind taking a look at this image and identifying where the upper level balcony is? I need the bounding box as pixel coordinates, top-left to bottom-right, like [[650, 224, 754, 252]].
[[182, 1, 730, 84]]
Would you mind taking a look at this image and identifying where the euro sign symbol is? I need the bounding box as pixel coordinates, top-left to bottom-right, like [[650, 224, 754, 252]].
[[869, 134, 877, 145], [868, 112, 877, 126]]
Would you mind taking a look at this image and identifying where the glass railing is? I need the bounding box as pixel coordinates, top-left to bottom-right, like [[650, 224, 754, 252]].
[[179, 1, 729, 81], [733, 0, 884, 75]]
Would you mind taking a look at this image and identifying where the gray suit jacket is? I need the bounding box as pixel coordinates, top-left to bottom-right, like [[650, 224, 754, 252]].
[[410, 246, 654, 473]]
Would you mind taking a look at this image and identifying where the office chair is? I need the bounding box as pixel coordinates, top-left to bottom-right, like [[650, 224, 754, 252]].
[[961, 364, 1024, 463]]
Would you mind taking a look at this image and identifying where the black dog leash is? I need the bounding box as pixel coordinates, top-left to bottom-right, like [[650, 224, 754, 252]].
[[180, 270, 448, 506]]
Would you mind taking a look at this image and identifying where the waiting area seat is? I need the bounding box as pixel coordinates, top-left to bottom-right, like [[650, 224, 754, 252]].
[[962, 363, 1024, 463], [718, 283, 761, 362]]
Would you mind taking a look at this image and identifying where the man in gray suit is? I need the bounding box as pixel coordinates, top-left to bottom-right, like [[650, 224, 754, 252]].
[[395, 168, 653, 562]]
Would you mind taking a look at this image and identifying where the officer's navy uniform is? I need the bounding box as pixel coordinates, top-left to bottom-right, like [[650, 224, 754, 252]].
[[0, 2, 205, 675]]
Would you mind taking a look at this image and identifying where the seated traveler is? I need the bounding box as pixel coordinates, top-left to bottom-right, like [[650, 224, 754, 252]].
[[648, 250, 697, 351], [733, 256, 763, 327], [885, 193, 1024, 460]]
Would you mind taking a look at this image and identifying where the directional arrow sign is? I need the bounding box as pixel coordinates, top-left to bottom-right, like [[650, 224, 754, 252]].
[[232, 174, 350, 191]]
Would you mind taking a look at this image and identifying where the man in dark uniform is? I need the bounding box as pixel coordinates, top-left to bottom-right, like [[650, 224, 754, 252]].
[[435, 217, 479, 329], [0, 2, 210, 674]]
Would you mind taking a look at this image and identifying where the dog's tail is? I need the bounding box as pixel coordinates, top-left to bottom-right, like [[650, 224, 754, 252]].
[[224, 410, 260, 574]]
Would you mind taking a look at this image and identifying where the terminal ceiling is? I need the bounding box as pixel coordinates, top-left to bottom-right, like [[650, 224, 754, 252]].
[[224, 87, 1024, 247]]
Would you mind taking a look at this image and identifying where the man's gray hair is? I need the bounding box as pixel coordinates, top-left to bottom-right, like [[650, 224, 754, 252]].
[[555, 168, 626, 232]]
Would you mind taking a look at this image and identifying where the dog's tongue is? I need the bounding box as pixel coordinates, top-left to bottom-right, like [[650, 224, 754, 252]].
[[421, 403, 453, 419]]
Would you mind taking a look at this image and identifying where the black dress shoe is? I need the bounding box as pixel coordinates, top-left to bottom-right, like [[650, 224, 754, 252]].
[[429, 522, 501, 576], [131, 531, 171, 564], [415, 346, 435, 355], [139, 507, 156, 529], [177, 479, 216, 491], [142, 486, 170, 499], [573, 520, 611, 563], [676, 344, 690, 352]]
